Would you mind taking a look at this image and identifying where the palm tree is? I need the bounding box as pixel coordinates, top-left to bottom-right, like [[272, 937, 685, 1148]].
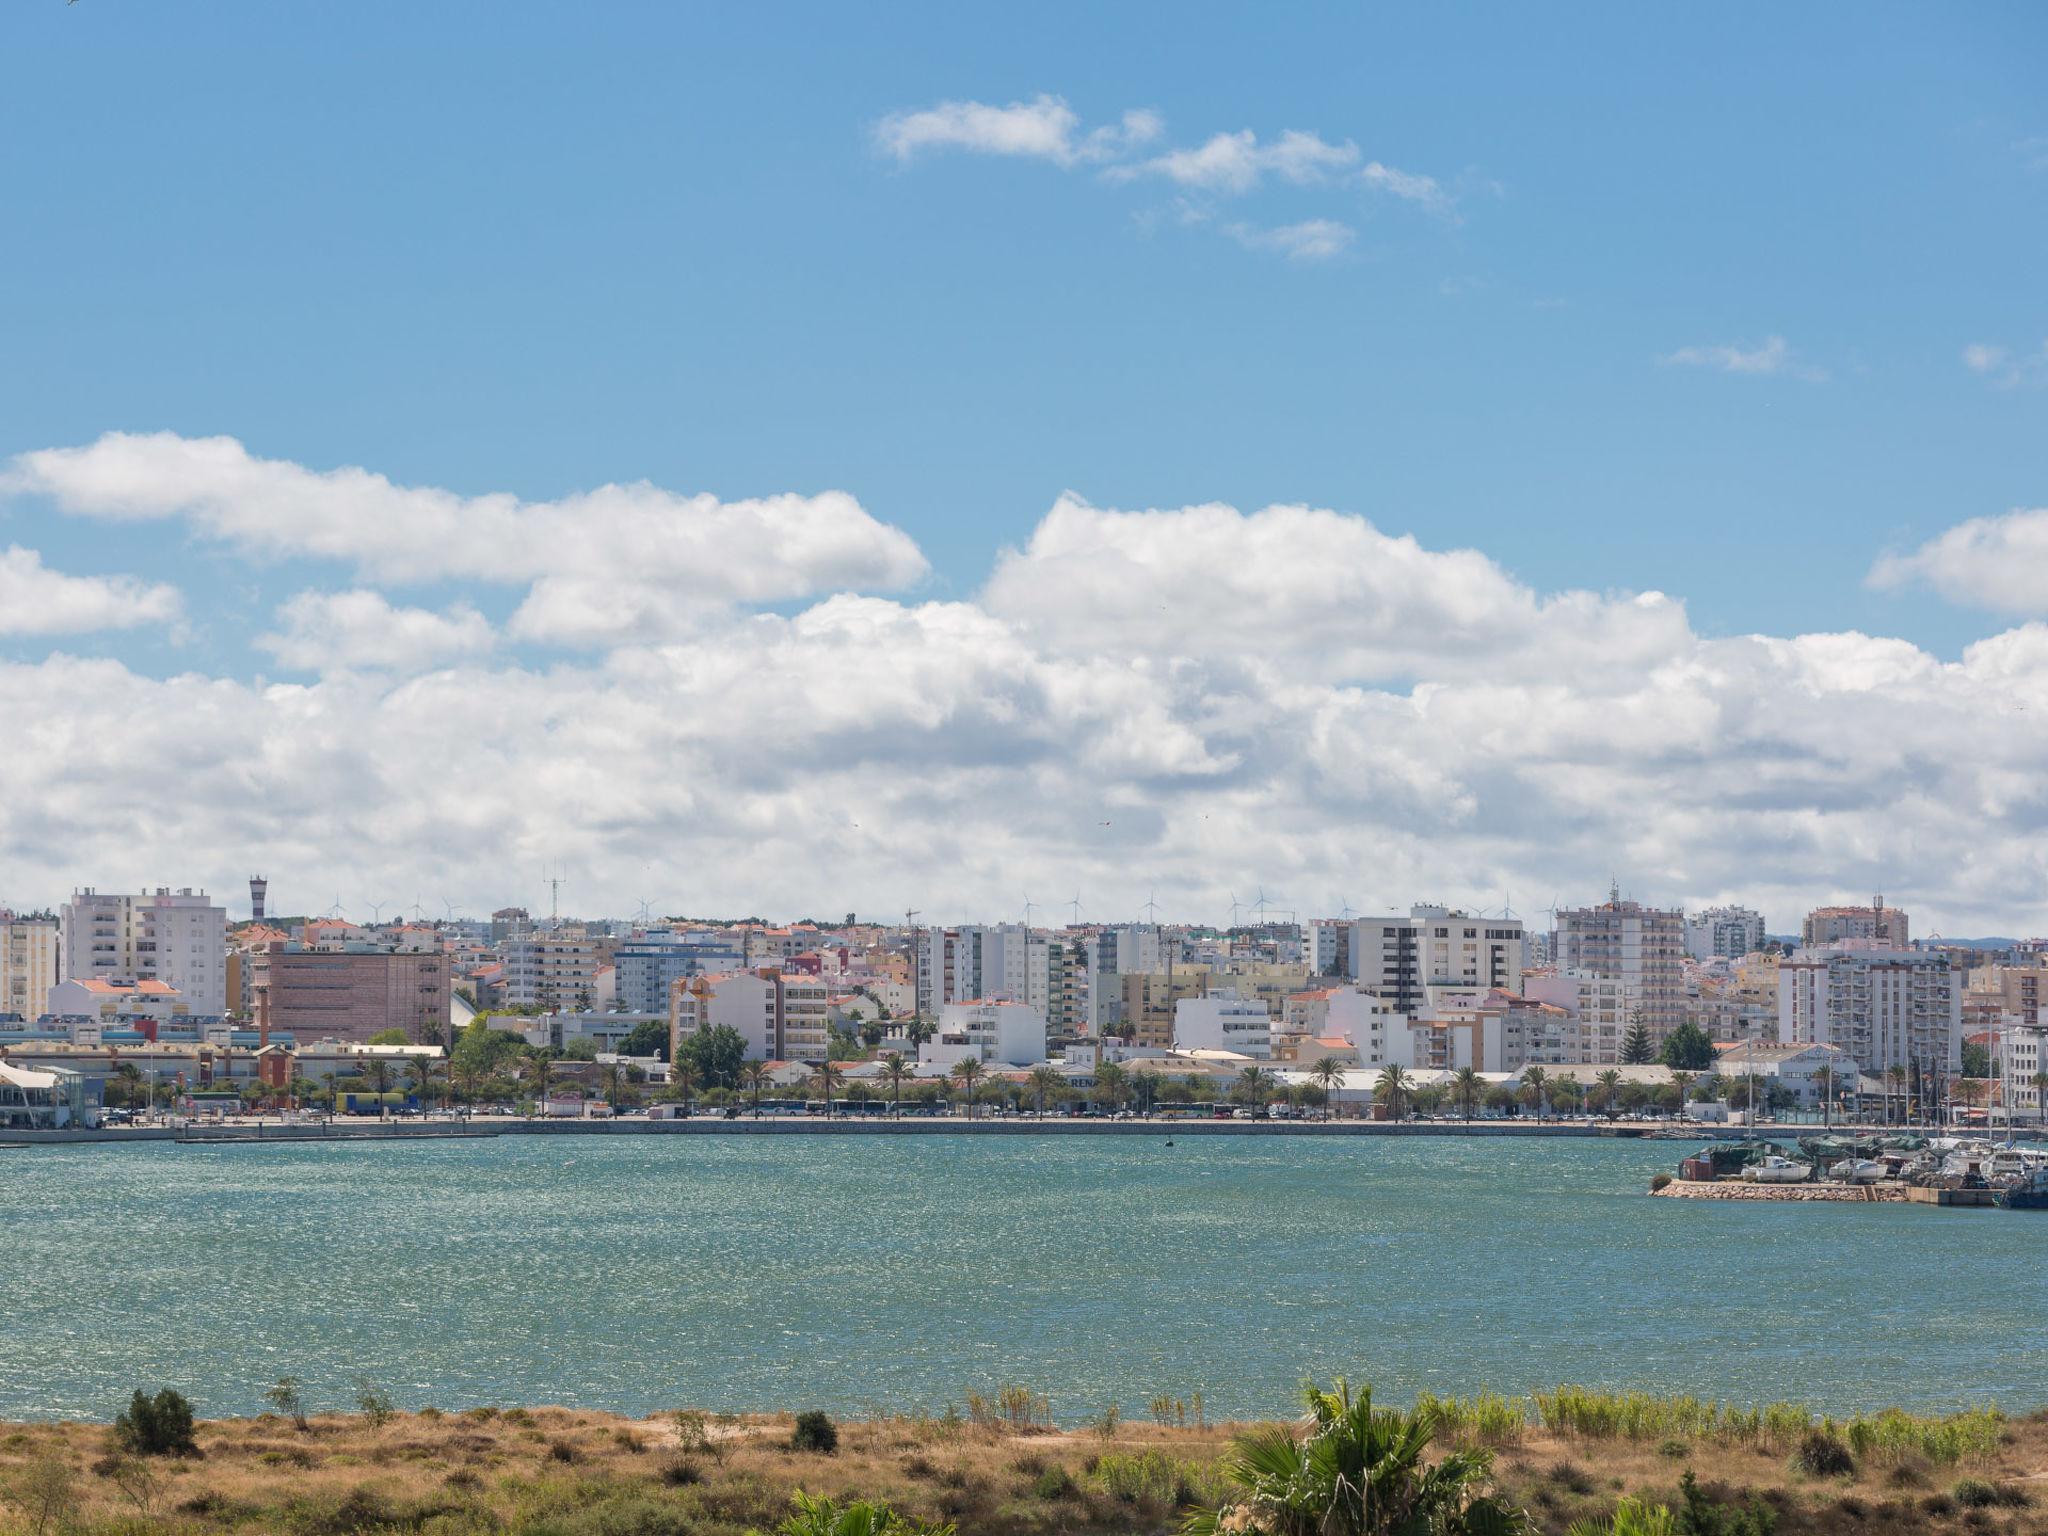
[[1028, 1064, 1062, 1118], [1520, 1065, 1548, 1123], [882, 1052, 909, 1117], [1094, 1061, 1128, 1114], [527, 1048, 556, 1116], [1374, 1064, 1409, 1122], [1887, 1064, 1909, 1126], [772, 1489, 955, 1536], [1596, 1068, 1622, 1119], [672, 1059, 699, 1114], [407, 1055, 439, 1114], [1449, 1066, 1481, 1123], [812, 1059, 841, 1117], [1183, 1376, 1525, 1536], [600, 1060, 623, 1111], [2033, 1070, 2048, 1129], [1313, 1057, 1345, 1121], [1670, 1072, 1694, 1122], [1236, 1064, 1270, 1108], [741, 1059, 768, 1117], [950, 1057, 985, 1119], [371, 1056, 393, 1119]]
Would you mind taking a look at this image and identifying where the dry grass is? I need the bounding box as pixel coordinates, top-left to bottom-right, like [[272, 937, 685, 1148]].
[[1, 1402, 2046, 1534]]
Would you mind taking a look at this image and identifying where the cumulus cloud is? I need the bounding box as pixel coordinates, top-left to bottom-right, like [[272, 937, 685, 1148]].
[[258, 590, 495, 672], [1359, 160, 1448, 209], [1120, 129, 1360, 193], [874, 95, 1160, 167], [1225, 219, 1354, 261], [9, 449, 2048, 933], [1963, 339, 2046, 388], [1660, 335, 1826, 381], [4, 432, 928, 644], [981, 494, 1689, 684], [1869, 507, 2048, 614], [0, 545, 182, 635]]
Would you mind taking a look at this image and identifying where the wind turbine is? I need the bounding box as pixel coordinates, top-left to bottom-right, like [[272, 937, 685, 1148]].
[[440, 897, 457, 922], [327, 894, 344, 919], [1068, 892, 1083, 926], [365, 900, 387, 925], [1141, 889, 1160, 925], [1338, 895, 1359, 921], [1022, 895, 1038, 929], [1227, 891, 1244, 929]]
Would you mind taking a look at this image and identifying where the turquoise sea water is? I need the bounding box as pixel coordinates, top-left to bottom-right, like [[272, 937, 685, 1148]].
[[0, 1135, 2036, 1423]]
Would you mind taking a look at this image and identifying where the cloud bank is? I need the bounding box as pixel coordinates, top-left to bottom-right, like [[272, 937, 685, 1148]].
[[2, 433, 2046, 933]]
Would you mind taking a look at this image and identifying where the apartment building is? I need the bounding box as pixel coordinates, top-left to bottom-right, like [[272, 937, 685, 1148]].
[[1118, 966, 1212, 1049], [669, 968, 831, 1064], [60, 887, 227, 1015], [0, 912, 59, 1018], [1801, 899, 1909, 950], [1967, 964, 2048, 1028], [612, 930, 746, 1014], [1778, 946, 1960, 1076], [919, 1000, 1047, 1068], [1172, 990, 1272, 1059], [1551, 893, 1684, 1053], [1348, 907, 1524, 1014], [499, 933, 602, 1011], [1684, 905, 1767, 961]]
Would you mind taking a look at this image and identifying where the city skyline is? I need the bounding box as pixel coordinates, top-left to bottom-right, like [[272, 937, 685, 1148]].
[[3, 7, 2047, 933]]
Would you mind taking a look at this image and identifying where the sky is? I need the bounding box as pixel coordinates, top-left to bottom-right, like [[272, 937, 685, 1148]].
[[0, 3, 2045, 933]]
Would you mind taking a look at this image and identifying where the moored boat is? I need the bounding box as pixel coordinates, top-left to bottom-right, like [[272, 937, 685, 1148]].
[[1742, 1155, 1811, 1184], [1997, 1168, 2048, 1210]]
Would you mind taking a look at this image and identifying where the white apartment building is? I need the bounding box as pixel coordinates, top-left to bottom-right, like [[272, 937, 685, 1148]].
[[1551, 893, 1684, 1052], [1524, 970, 1631, 1063], [46, 976, 190, 1026], [499, 933, 603, 1010], [1684, 906, 1767, 962], [1422, 986, 1580, 1073], [669, 968, 832, 1064], [1304, 921, 1350, 978], [61, 887, 227, 1016], [1996, 1023, 2048, 1121], [1172, 990, 1272, 1059], [1348, 907, 1524, 1014], [1777, 946, 1960, 1077], [919, 999, 1047, 1068], [1, 913, 59, 1018]]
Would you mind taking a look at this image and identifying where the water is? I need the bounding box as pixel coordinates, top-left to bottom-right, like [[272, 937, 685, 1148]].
[[0, 1135, 2036, 1423]]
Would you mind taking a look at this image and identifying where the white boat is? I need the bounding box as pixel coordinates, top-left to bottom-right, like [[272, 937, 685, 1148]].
[[1988, 1148, 2033, 1181], [1829, 1157, 1886, 1184], [1742, 1155, 1811, 1184]]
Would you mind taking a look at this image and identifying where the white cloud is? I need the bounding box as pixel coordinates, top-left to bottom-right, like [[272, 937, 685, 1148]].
[[11, 449, 2048, 933], [1359, 160, 1448, 210], [258, 590, 495, 672], [0, 545, 182, 635], [1121, 129, 1360, 194], [4, 432, 929, 645], [1660, 335, 1826, 381], [1226, 219, 1355, 262], [874, 95, 1160, 167], [1962, 339, 2046, 388], [1870, 507, 2048, 614]]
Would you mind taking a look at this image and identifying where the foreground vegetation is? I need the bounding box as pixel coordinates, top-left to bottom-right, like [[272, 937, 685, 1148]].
[[3, 1381, 2044, 1535]]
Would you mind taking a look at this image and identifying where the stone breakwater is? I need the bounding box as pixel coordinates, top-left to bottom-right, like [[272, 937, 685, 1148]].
[[1655, 1179, 1909, 1202]]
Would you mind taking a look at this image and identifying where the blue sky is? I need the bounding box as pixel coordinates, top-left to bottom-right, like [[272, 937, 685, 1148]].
[[5, 3, 2044, 665], [1, 3, 2045, 928]]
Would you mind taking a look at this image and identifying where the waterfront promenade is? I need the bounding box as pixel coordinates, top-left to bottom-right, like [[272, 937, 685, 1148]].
[[2, 1113, 1795, 1147]]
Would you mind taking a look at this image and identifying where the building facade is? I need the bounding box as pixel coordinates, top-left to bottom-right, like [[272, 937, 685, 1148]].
[[1551, 893, 1685, 1055], [1801, 900, 1909, 950], [0, 912, 59, 1019], [253, 942, 452, 1045], [1684, 905, 1767, 961], [60, 887, 227, 1015], [1777, 946, 1960, 1077], [1348, 907, 1524, 1014]]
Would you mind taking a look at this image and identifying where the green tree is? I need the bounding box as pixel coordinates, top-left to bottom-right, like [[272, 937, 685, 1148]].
[[617, 1017, 670, 1059], [1519, 1066, 1548, 1122], [678, 1023, 748, 1090], [1028, 1064, 1062, 1117], [1451, 1066, 1481, 1122], [1620, 1012, 1654, 1065], [1595, 1069, 1623, 1118], [1374, 1065, 1410, 1121], [1235, 1064, 1271, 1107], [812, 1059, 840, 1116], [1094, 1061, 1128, 1112], [1961, 1038, 1991, 1080], [741, 1059, 769, 1116], [1313, 1057, 1346, 1120], [1656, 1020, 1715, 1071], [407, 1055, 440, 1112], [950, 1057, 985, 1119], [882, 1052, 910, 1116], [1183, 1376, 1527, 1536], [367, 1028, 410, 1046], [672, 1059, 699, 1114]]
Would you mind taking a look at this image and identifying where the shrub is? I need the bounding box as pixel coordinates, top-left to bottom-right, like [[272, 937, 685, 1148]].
[[1952, 1479, 1999, 1509], [1651, 1173, 1674, 1192], [265, 1376, 310, 1431], [657, 1457, 702, 1487], [356, 1378, 396, 1429], [113, 1388, 199, 1457], [790, 1410, 838, 1454], [1657, 1439, 1689, 1460], [1794, 1429, 1855, 1478], [9, 1455, 79, 1536], [1032, 1463, 1077, 1500]]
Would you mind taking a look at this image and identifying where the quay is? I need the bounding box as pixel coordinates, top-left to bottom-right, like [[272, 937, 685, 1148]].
[[0, 1116, 1798, 1148]]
